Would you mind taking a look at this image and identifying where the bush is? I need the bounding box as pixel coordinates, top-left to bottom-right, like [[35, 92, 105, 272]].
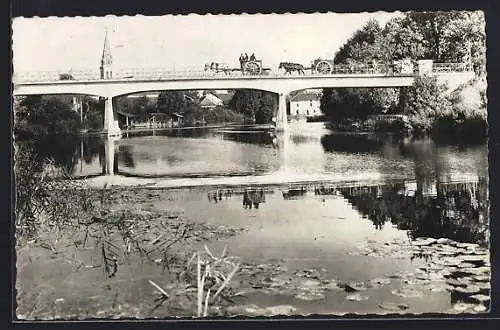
[[14, 96, 82, 136], [203, 107, 247, 124], [85, 111, 104, 131], [14, 143, 95, 240], [399, 75, 453, 133]]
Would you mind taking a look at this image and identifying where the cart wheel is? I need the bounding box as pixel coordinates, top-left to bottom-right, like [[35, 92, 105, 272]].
[[245, 61, 262, 75], [315, 61, 333, 74]]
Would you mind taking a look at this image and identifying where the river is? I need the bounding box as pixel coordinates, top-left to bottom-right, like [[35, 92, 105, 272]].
[[15, 121, 490, 317]]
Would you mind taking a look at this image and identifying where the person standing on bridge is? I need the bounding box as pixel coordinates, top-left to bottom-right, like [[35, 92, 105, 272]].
[[243, 53, 249, 62], [250, 53, 256, 61], [239, 53, 244, 70]]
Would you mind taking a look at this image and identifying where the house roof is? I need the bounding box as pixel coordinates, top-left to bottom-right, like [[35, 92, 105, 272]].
[[214, 92, 234, 104], [200, 93, 224, 106], [290, 93, 321, 102]]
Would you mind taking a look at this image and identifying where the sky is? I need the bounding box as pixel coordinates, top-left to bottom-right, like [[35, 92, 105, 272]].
[[12, 12, 400, 73]]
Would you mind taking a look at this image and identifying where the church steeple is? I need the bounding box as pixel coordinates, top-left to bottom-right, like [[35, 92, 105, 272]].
[[100, 27, 113, 79]]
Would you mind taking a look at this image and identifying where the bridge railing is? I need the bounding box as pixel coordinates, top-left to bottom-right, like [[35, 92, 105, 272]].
[[432, 62, 471, 73], [13, 69, 101, 83], [13, 62, 471, 83]]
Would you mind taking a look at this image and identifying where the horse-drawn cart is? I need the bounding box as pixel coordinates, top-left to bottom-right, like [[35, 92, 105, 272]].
[[205, 59, 271, 76], [311, 58, 335, 74]]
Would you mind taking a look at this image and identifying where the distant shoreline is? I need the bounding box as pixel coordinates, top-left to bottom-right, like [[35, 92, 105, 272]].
[[79, 122, 276, 136]]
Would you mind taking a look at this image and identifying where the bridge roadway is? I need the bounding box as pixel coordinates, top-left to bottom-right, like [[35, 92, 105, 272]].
[[12, 64, 475, 134]]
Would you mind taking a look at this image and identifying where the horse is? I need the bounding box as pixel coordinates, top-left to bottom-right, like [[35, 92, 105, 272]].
[[278, 62, 306, 75], [204, 62, 232, 75]]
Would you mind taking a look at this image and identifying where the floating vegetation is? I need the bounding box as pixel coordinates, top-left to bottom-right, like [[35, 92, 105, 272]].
[[391, 288, 424, 298], [378, 302, 410, 311], [346, 293, 369, 301]]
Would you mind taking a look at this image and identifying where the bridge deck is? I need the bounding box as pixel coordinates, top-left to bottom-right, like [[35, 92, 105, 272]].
[[13, 62, 471, 84]]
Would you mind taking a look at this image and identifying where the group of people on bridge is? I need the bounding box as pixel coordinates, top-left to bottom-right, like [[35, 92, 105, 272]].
[[239, 53, 257, 69]]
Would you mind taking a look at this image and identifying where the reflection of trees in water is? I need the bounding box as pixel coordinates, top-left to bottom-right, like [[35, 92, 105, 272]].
[[243, 189, 266, 209], [15, 135, 122, 177], [117, 145, 135, 169], [205, 188, 268, 209], [339, 179, 489, 245], [221, 131, 276, 146], [320, 133, 386, 153], [290, 134, 320, 145], [16, 135, 83, 176], [282, 186, 308, 200], [81, 136, 104, 165], [207, 189, 233, 203]]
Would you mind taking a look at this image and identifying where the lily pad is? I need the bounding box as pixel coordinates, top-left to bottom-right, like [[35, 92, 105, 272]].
[[342, 282, 367, 292], [295, 291, 325, 301], [370, 277, 391, 286], [456, 243, 479, 250], [458, 255, 487, 263], [428, 273, 446, 282], [436, 238, 453, 244], [472, 275, 490, 282], [473, 304, 488, 313], [378, 302, 410, 311], [453, 303, 476, 312], [446, 279, 468, 287], [437, 251, 458, 256], [227, 304, 297, 316], [301, 279, 321, 287], [391, 288, 424, 298], [269, 277, 290, 288], [323, 280, 343, 291], [413, 238, 437, 246], [265, 305, 297, 315], [460, 267, 489, 276], [429, 284, 452, 292], [346, 293, 368, 301], [470, 294, 490, 303], [457, 262, 478, 269], [454, 285, 482, 294]]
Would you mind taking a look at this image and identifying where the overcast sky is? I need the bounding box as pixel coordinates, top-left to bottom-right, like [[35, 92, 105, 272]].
[[13, 12, 399, 73]]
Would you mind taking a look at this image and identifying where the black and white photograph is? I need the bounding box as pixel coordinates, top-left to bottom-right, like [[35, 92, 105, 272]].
[[12, 10, 489, 319]]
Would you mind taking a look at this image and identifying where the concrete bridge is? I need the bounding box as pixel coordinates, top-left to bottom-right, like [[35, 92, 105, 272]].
[[13, 62, 475, 134]]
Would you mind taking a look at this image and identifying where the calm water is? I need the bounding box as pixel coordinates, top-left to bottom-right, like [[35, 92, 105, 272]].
[[25, 122, 488, 182], [16, 122, 490, 316]]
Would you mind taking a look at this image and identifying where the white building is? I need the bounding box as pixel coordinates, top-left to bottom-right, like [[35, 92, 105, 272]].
[[290, 93, 321, 117]]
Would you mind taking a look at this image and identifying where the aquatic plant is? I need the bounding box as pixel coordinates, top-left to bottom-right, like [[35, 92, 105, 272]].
[[14, 143, 95, 241]]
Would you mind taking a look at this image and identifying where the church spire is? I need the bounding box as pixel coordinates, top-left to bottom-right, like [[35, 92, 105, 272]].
[[100, 26, 113, 79], [101, 27, 113, 66]]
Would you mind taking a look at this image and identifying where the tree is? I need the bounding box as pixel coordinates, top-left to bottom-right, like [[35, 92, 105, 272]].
[[334, 19, 383, 63], [399, 75, 452, 132], [14, 95, 81, 136], [229, 90, 276, 124], [441, 11, 486, 74]]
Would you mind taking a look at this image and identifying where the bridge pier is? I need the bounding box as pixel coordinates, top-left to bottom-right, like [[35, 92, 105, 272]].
[[103, 97, 122, 137], [275, 93, 288, 132]]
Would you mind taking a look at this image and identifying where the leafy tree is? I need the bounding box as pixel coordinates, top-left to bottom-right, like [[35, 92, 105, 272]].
[[405, 11, 463, 61], [399, 75, 452, 132], [229, 90, 276, 124], [334, 19, 383, 63], [14, 95, 81, 136], [157, 90, 199, 116], [440, 11, 486, 74]]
